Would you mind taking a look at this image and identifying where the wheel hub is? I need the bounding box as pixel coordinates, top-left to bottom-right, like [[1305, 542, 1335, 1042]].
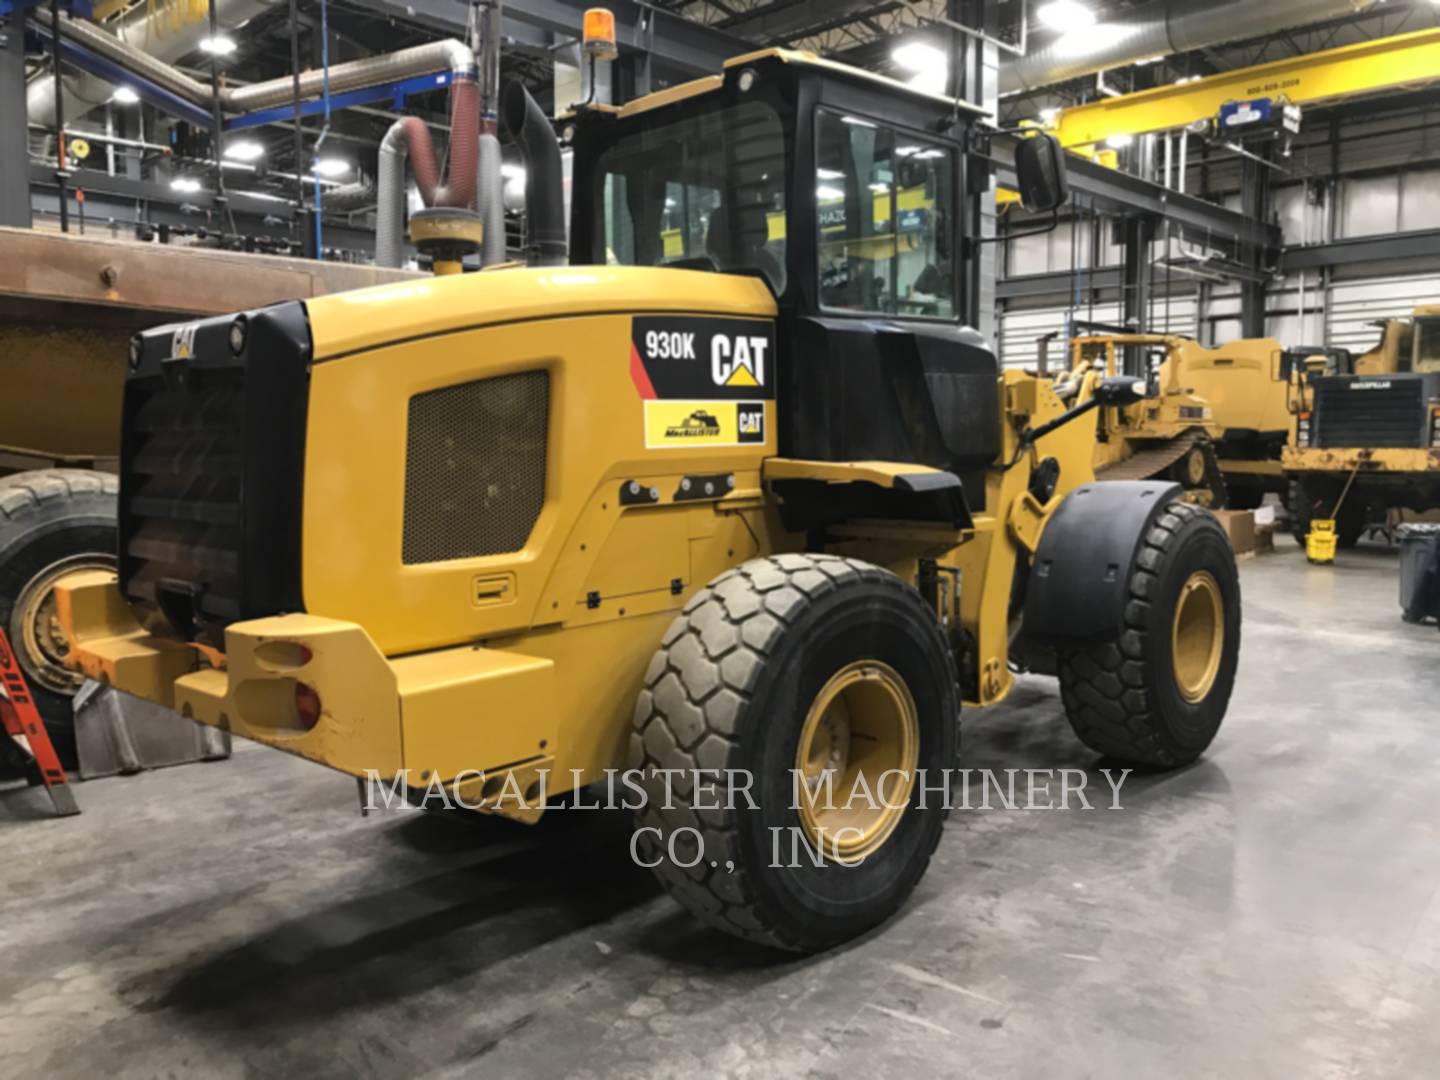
[[1172, 570, 1224, 704], [794, 660, 919, 863], [12, 555, 116, 696]]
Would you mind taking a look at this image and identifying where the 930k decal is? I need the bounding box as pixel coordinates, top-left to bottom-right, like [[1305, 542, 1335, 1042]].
[[631, 316, 777, 402]]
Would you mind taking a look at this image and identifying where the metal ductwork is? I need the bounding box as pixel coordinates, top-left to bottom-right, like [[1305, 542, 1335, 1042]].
[[375, 119, 411, 269], [1002, 0, 1377, 96], [48, 15, 479, 117], [27, 0, 276, 128], [474, 0, 506, 267]]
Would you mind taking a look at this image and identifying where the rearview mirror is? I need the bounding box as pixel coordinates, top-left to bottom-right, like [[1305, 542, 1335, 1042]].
[[1014, 134, 1069, 215]]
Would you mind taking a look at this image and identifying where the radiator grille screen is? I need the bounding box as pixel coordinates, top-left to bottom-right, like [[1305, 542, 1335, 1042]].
[[403, 370, 549, 565]]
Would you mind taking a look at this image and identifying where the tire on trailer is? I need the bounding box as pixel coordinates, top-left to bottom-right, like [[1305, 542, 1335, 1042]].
[[0, 469, 119, 769], [1058, 501, 1240, 769], [629, 553, 959, 953]]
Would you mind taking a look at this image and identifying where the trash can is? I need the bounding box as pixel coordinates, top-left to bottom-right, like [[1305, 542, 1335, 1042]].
[[1397, 524, 1440, 625]]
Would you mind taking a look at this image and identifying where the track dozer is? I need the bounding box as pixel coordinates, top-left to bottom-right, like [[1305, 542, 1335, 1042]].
[[1056, 333, 1294, 509], [1285, 309, 1440, 549], [54, 50, 1241, 952]]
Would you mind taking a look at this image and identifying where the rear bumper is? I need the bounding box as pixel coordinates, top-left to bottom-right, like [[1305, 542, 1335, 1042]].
[[1283, 447, 1440, 474], [55, 573, 557, 818]]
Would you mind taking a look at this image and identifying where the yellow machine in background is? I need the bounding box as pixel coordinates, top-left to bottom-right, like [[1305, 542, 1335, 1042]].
[[1058, 333, 1292, 508], [49, 50, 1242, 954], [1285, 306, 1440, 550]]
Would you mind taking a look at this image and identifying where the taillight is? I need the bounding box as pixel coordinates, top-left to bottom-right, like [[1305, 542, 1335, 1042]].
[[1297, 411, 1312, 448], [1430, 407, 1439, 447], [295, 683, 322, 730]]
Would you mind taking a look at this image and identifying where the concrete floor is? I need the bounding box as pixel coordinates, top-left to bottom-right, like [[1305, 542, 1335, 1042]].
[[2, 536, 1437, 1079]]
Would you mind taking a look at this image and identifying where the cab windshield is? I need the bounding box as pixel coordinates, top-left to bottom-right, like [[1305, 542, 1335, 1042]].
[[593, 100, 788, 295], [1414, 318, 1440, 374]]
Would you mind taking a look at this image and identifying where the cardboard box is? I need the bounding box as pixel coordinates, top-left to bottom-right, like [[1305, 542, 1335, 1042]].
[[1213, 509, 1257, 556]]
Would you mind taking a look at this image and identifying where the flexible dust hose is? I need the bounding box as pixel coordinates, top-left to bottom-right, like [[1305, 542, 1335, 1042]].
[[400, 75, 480, 209], [502, 79, 567, 267], [476, 131, 507, 265], [375, 118, 411, 268]]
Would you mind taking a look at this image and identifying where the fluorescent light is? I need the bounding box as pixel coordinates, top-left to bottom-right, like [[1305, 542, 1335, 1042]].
[[817, 167, 845, 180], [1040, 107, 1060, 125], [312, 157, 350, 178], [110, 86, 140, 105], [893, 41, 946, 72], [1037, 1, 1095, 33], [170, 177, 203, 193], [199, 34, 236, 55], [224, 139, 265, 162], [816, 185, 845, 201], [1105, 133, 1134, 149], [907, 68, 948, 96]]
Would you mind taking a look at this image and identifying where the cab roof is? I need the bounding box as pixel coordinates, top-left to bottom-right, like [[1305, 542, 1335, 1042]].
[[613, 47, 990, 122]]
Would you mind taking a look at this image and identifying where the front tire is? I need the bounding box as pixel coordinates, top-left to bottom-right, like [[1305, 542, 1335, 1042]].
[[0, 470, 118, 769], [629, 554, 959, 953], [1058, 502, 1240, 768]]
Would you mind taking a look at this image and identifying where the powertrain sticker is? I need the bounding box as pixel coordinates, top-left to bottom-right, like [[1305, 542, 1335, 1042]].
[[645, 400, 767, 450], [631, 317, 777, 401]]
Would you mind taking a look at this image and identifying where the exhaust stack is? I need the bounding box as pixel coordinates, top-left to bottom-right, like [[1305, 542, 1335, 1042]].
[[502, 80, 568, 268]]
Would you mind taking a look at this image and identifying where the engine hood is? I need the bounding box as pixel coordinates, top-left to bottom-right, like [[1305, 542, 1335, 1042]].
[[305, 266, 778, 362]]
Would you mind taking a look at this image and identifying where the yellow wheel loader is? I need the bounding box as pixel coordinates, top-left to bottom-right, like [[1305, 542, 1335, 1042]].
[[54, 50, 1241, 952], [1057, 333, 1295, 509], [1285, 309, 1440, 549]]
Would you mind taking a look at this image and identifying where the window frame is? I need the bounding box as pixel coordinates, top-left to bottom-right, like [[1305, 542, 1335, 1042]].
[[811, 106, 961, 324]]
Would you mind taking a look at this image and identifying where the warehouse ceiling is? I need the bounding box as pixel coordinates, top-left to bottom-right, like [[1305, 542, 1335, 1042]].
[[29, 0, 1440, 211]]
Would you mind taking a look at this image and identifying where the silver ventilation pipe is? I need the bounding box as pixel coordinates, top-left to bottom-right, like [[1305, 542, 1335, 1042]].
[[27, 0, 276, 128], [375, 119, 410, 268], [1002, 0, 1376, 96], [474, 0, 506, 266], [49, 14, 476, 115]]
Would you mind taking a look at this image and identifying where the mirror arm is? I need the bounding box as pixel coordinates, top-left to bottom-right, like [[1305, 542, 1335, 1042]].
[[976, 207, 1060, 246]]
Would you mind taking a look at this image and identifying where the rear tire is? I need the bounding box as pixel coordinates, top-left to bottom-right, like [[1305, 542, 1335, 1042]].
[[0, 470, 119, 769], [629, 554, 960, 953], [1058, 502, 1240, 769]]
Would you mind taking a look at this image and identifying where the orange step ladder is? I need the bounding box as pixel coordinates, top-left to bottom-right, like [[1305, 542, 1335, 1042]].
[[0, 628, 80, 817]]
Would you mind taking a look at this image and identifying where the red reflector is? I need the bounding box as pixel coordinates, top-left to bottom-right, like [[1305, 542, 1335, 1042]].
[[295, 683, 322, 731]]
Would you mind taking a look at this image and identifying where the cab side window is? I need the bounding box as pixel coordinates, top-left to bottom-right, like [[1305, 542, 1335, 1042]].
[[816, 111, 955, 319]]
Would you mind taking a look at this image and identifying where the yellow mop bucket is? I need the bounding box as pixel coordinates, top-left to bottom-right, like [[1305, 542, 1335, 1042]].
[[1307, 520, 1338, 564]]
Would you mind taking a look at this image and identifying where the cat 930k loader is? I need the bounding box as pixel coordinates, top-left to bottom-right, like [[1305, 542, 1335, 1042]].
[[54, 50, 1241, 952]]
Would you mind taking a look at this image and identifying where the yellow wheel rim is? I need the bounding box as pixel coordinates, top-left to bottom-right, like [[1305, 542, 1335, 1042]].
[[794, 660, 919, 863], [1172, 571, 1224, 704], [1183, 448, 1207, 487], [13, 555, 115, 695]]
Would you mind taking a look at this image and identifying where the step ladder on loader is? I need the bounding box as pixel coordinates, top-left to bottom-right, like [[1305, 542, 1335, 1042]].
[[0, 627, 80, 817]]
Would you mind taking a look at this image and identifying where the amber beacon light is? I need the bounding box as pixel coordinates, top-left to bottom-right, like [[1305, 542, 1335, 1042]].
[[583, 7, 619, 61]]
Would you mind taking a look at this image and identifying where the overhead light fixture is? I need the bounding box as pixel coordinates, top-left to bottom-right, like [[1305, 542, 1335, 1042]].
[[170, 176, 203, 193], [312, 157, 351, 178], [1037, 1, 1096, 33], [817, 167, 845, 180], [110, 86, 140, 105], [892, 41, 946, 72], [816, 185, 845, 201], [1105, 133, 1135, 149], [199, 34, 237, 55], [907, 69, 948, 96], [1040, 107, 1061, 125], [224, 139, 265, 162]]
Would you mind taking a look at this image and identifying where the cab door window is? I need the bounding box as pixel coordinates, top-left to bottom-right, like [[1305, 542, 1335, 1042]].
[[815, 111, 955, 319]]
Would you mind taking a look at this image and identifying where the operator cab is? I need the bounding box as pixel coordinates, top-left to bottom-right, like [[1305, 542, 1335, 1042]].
[[568, 50, 1069, 519]]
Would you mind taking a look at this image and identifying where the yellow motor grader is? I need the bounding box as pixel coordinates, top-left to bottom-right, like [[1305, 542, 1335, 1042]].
[[53, 50, 1241, 952], [1057, 333, 1294, 509]]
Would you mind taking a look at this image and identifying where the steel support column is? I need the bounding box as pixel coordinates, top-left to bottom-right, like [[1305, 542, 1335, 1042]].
[[0, 16, 29, 227], [1121, 215, 1154, 345], [1240, 155, 1270, 339]]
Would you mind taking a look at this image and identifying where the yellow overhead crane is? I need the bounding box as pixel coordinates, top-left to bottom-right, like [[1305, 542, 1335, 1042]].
[[1049, 26, 1440, 150]]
